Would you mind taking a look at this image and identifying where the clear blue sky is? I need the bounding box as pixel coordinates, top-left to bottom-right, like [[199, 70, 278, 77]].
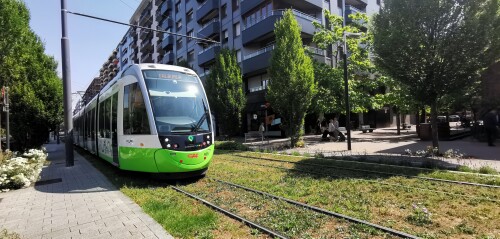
[[24, 0, 140, 101]]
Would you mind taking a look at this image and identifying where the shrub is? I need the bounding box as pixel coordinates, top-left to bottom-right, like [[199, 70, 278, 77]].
[[0, 229, 21, 239], [478, 166, 498, 175], [458, 165, 475, 173], [214, 141, 249, 151], [407, 203, 432, 226], [0, 149, 47, 192], [291, 151, 301, 156]]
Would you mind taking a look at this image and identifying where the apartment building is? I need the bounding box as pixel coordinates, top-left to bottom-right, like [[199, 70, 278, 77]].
[[106, 0, 383, 133]]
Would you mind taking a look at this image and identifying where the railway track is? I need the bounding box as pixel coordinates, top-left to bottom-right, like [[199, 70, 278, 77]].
[[223, 157, 500, 203], [172, 180, 418, 239], [170, 185, 288, 239], [232, 153, 500, 189], [207, 177, 420, 239]]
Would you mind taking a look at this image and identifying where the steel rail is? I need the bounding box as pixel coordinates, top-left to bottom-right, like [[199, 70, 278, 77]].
[[170, 186, 289, 239], [232, 153, 500, 189], [221, 158, 500, 203], [210, 178, 420, 239]]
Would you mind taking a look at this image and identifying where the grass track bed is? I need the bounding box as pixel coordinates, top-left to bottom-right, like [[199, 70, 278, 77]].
[[210, 153, 500, 238], [230, 151, 500, 186], [227, 154, 500, 201], [179, 178, 398, 239]]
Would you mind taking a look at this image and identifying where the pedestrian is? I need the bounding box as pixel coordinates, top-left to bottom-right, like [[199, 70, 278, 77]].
[[483, 108, 498, 146], [328, 118, 339, 141]]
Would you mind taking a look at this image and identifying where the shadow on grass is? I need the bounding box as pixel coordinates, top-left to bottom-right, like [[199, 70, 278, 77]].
[[75, 147, 204, 190]]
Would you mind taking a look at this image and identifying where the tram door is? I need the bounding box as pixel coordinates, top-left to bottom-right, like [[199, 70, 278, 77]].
[[111, 92, 119, 165]]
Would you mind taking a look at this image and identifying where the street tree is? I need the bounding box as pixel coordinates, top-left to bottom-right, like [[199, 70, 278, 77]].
[[373, 0, 500, 149], [205, 48, 245, 137], [0, 0, 63, 150], [312, 10, 382, 117], [268, 9, 316, 147]]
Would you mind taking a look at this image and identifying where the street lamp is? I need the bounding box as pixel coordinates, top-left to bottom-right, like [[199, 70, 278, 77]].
[[342, 31, 362, 151]]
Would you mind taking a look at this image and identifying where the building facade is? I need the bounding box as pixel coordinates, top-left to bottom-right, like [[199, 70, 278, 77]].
[[81, 0, 385, 132]]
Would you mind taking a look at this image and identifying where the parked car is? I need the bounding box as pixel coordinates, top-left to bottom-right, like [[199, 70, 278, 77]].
[[448, 115, 460, 122]]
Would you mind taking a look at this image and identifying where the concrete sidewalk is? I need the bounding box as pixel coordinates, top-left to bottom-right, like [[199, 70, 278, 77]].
[[248, 127, 500, 170], [0, 141, 173, 239]]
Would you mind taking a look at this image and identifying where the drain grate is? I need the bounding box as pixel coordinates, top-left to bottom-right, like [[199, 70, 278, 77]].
[[35, 178, 62, 186]]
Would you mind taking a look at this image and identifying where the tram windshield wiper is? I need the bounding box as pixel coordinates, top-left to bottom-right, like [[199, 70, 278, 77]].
[[191, 101, 209, 133]]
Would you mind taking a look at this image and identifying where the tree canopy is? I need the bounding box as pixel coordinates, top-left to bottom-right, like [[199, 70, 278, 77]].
[[0, 0, 63, 150], [373, 0, 500, 149], [268, 9, 316, 147], [205, 48, 245, 136]]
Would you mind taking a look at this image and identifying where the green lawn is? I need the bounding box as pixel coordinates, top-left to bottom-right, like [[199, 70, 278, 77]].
[[80, 148, 500, 239]]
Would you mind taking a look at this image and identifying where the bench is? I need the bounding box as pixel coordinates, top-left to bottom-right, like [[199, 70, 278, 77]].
[[244, 131, 264, 143], [361, 125, 375, 133], [338, 127, 346, 132]]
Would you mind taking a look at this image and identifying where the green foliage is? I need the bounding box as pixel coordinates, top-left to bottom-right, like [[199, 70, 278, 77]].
[[310, 61, 344, 114], [312, 10, 381, 115], [268, 10, 316, 147], [214, 141, 249, 151], [0, 229, 21, 239], [205, 49, 245, 136], [372, 0, 500, 148], [0, 0, 63, 150], [478, 166, 498, 175]]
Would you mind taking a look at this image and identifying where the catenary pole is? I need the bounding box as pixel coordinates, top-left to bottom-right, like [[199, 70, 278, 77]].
[[342, 0, 352, 150], [61, 0, 74, 167]]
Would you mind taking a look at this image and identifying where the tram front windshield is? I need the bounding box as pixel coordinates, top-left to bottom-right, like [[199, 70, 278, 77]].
[[143, 70, 210, 134]]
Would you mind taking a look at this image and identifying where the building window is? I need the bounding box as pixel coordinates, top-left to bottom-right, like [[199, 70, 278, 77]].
[[176, 37, 183, 49], [175, 1, 181, 13], [236, 50, 241, 63], [187, 29, 194, 42], [221, 4, 227, 19], [187, 50, 194, 62], [186, 9, 193, 22], [233, 22, 240, 37], [376, 0, 380, 5], [176, 20, 182, 31], [232, 0, 239, 11], [223, 30, 228, 43]]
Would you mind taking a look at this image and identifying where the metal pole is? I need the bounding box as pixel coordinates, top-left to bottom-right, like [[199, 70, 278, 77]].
[[61, 0, 74, 166], [5, 87, 9, 150], [342, 0, 352, 150]]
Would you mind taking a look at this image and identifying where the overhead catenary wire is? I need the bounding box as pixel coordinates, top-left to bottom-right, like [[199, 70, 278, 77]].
[[64, 10, 220, 45]]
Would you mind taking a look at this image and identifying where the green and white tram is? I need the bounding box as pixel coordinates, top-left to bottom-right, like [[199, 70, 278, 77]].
[[73, 64, 214, 177]]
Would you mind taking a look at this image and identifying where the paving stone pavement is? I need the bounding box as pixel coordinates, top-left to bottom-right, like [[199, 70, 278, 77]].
[[0, 141, 173, 239]]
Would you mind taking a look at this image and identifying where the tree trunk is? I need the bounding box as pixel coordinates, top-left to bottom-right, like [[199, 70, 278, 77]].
[[396, 111, 401, 135], [420, 107, 426, 123], [416, 110, 420, 137], [430, 101, 440, 151]]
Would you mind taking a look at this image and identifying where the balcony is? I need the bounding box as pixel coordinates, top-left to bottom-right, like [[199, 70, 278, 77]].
[[160, 18, 173, 30], [142, 53, 153, 63], [304, 45, 327, 62], [140, 38, 153, 51], [197, 19, 220, 38], [139, 29, 152, 40], [242, 9, 320, 46], [160, 0, 172, 18], [242, 44, 274, 75], [155, 0, 162, 6], [139, 13, 151, 26], [161, 35, 174, 50], [241, 0, 264, 15], [198, 45, 220, 66], [196, 0, 219, 23], [162, 52, 175, 64], [346, 0, 367, 8]]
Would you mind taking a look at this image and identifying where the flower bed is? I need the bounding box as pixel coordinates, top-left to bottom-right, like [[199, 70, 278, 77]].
[[0, 149, 47, 192]]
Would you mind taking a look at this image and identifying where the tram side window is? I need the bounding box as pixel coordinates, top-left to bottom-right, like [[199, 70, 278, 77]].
[[123, 83, 150, 134], [104, 97, 111, 138], [99, 101, 105, 137]]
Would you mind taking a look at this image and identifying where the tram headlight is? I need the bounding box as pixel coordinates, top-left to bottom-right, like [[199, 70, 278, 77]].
[[207, 141, 210, 145], [164, 138, 169, 142], [166, 144, 171, 148], [207, 135, 210, 139]]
